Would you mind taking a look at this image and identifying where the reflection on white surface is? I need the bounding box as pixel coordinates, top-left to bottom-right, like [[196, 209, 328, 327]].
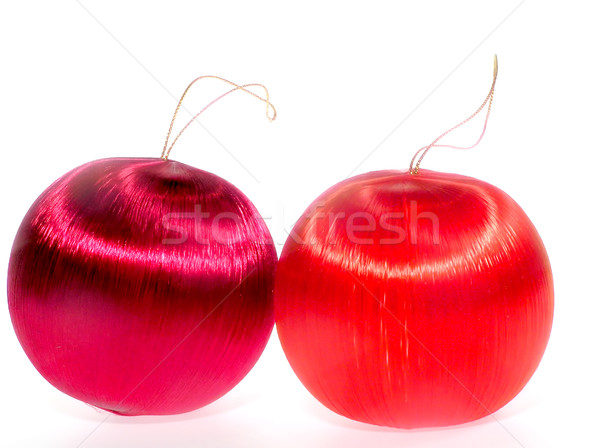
[[0, 332, 570, 448]]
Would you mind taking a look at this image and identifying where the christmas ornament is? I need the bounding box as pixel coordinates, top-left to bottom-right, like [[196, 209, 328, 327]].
[[275, 56, 553, 428], [8, 77, 277, 415]]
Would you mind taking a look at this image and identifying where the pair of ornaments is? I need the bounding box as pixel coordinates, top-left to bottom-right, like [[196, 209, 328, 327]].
[[8, 59, 553, 429]]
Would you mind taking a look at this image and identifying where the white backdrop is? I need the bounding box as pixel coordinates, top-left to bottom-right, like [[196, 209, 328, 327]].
[[1, 1, 598, 447]]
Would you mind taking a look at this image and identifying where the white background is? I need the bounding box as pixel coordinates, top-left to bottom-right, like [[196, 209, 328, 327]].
[[1, 1, 599, 447]]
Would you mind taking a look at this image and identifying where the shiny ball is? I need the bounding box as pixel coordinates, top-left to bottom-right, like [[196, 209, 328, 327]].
[[8, 158, 276, 415], [275, 169, 553, 428]]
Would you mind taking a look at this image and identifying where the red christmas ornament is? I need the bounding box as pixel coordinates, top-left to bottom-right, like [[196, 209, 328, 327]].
[[8, 77, 277, 415], [275, 57, 554, 428]]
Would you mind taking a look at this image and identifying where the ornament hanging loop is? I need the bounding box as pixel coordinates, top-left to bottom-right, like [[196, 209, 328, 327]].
[[161, 76, 276, 161], [409, 55, 498, 175]]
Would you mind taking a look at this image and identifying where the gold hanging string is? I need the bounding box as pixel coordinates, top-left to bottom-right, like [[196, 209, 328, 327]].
[[409, 55, 498, 175], [161, 76, 276, 161]]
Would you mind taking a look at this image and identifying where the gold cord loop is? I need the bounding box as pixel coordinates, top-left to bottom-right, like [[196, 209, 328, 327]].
[[161, 76, 276, 161], [409, 55, 498, 174]]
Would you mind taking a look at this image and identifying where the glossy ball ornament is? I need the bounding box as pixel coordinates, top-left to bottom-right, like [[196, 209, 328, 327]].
[[275, 169, 553, 428], [8, 157, 276, 415]]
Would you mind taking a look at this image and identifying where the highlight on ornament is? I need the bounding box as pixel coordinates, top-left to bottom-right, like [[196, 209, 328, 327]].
[[275, 55, 554, 429], [8, 76, 277, 415]]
